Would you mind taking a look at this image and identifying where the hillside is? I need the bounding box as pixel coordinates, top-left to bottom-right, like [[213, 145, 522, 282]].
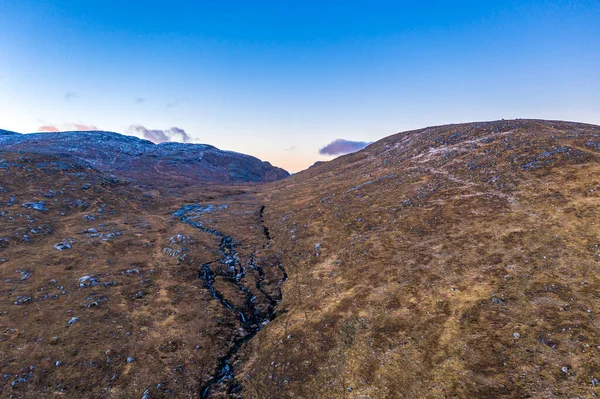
[[2, 119, 600, 398], [0, 131, 289, 185], [252, 119, 600, 398]]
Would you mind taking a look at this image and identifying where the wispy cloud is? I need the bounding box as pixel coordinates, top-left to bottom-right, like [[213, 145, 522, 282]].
[[38, 125, 60, 132], [319, 139, 371, 156], [135, 97, 145, 104], [126, 125, 192, 143], [73, 124, 98, 131], [37, 123, 98, 132]]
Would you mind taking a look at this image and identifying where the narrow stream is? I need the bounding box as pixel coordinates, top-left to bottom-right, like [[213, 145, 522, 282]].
[[173, 204, 287, 398]]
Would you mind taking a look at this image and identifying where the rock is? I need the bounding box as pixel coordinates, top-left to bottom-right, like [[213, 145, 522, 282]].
[[491, 297, 505, 304], [513, 332, 521, 339], [54, 241, 73, 251], [67, 317, 79, 327], [16, 269, 31, 280], [21, 201, 47, 211], [55, 361, 62, 367], [592, 378, 599, 387], [13, 296, 32, 305], [562, 366, 569, 373], [78, 275, 100, 288], [54, 238, 75, 251], [127, 357, 135, 363]]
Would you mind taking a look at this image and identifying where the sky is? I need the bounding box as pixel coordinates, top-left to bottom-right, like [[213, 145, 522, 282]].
[[1, 1, 599, 172]]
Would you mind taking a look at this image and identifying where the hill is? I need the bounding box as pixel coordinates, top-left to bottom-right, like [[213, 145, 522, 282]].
[[2, 119, 600, 398], [0, 130, 289, 185], [252, 119, 600, 398]]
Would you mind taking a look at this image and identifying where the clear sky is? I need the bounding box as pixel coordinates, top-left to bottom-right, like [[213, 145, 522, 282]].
[[1, 1, 599, 172]]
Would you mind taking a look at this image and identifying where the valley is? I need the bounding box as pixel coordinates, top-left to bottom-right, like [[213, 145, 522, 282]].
[[2, 119, 600, 398]]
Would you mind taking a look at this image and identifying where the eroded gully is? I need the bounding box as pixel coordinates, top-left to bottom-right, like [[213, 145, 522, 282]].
[[173, 204, 287, 398]]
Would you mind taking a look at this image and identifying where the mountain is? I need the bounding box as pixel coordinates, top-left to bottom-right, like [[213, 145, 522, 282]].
[[2, 119, 600, 398], [0, 130, 290, 184], [255, 119, 600, 398]]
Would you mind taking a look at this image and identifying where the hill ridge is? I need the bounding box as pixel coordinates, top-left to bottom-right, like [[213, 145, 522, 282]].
[[0, 129, 289, 184]]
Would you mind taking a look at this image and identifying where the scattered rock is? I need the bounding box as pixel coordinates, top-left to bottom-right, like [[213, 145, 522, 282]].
[[67, 317, 79, 327], [16, 269, 31, 280], [491, 297, 505, 305], [21, 201, 47, 211], [78, 275, 100, 288], [54, 239, 74, 251], [13, 295, 32, 305]]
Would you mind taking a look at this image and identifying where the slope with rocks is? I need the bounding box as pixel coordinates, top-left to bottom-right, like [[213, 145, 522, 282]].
[[0, 151, 288, 398], [244, 119, 600, 398], [0, 130, 289, 185], [2, 119, 600, 398]]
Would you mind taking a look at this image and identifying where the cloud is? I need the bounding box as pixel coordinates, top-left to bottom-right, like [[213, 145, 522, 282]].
[[319, 139, 371, 156], [284, 145, 296, 152], [38, 125, 60, 132], [64, 92, 78, 100], [127, 125, 192, 144], [73, 124, 98, 131], [135, 97, 145, 104], [37, 123, 98, 132]]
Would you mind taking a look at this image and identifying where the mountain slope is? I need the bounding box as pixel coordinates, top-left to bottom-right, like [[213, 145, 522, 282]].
[[0, 130, 289, 184], [0, 150, 288, 398], [247, 119, 600, 398], [2, 119, 600, 398]]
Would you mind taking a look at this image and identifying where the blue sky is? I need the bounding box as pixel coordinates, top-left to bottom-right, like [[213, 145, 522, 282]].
[[1, 1, 599, 171]]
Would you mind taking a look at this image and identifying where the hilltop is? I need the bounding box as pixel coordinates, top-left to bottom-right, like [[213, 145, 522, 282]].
[[0, 130, 289, 185], [2, 119, 600, 398]]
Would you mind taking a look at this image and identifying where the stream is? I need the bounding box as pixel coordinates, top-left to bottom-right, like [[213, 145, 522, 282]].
[[173, 204, 287, 398]]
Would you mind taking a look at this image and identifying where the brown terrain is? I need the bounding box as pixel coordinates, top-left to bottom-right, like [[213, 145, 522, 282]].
[[2, 119, 600, 398]]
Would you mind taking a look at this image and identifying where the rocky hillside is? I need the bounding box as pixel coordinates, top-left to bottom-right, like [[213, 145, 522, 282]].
[[2, 119, 600, 398], [252, 119, 600, 398], [0, 130, 289, 185]]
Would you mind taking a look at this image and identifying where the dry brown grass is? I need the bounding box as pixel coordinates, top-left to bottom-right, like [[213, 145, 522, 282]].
[[3, 120, 600, 398]]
